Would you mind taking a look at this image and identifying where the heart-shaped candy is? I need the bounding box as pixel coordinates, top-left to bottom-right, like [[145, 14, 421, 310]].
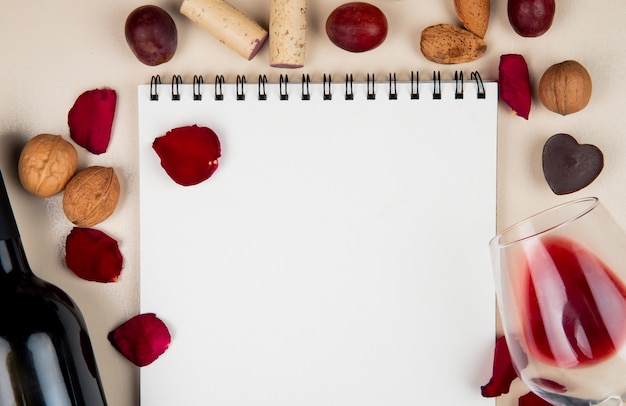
[[542, 133, 604, 195]]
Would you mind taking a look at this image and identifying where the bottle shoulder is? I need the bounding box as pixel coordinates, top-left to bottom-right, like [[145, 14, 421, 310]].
[[28, 274, 78, 309], [3, 274, 77, 307], [0, 275, 86, 338]]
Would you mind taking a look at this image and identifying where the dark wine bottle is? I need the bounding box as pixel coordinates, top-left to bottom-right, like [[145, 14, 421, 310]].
[[0, 170, 108, 406]]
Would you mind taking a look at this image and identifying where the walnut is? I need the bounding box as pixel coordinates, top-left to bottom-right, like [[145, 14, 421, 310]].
[[539, 60, 592, 116], [18, 134, 78, 197], [63, 166, 120, 227]]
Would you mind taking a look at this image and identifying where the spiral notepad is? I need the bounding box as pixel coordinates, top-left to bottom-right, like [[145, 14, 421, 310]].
[[138, 72, 498, 406]]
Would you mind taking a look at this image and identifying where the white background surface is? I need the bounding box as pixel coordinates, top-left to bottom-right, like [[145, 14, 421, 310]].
[[2, 1, 626, 405]]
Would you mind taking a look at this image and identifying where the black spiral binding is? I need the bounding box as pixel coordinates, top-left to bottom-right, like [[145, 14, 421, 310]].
[[302, 74, 311, 101], [148, 72, 488, 102], [323, 74, 332, 100], [236, 75, 246, 101], [471, 71, 486, 99], [150, 75, 161, 101], [455, 71, 464, 99], [171, 75, 182, 101], [410, 71, 419, 100], [215, 75, 224, 101], [258, 75, 267, 101], [279, 75, 289, 101], [193, 75, 203, 100], [432, 71, 442, 100], [345, 74, 353, 100], [389, 73, 397, 100], [367, 74, 375, 100]]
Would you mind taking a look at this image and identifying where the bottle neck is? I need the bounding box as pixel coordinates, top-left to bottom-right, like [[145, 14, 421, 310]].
[[0, 238, 31, 277], [0, 170, 30, 278], [0, 171, 20, 242]]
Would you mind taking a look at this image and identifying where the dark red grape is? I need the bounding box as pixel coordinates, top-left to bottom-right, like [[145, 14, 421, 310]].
[[507, 0, 555, 37], [325, 2, 388, 53], [125, 5, 178, 66]]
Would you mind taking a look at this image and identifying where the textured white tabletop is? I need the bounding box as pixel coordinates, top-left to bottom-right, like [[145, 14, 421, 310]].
[[2, 1, 626, 405]]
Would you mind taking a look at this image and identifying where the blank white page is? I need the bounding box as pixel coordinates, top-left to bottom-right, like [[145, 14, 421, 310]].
[[138, 73, 497, 405]]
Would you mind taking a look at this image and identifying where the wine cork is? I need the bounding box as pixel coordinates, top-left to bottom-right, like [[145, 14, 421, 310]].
[[269, 0, 307, 68], [180, 0, 268, 60]]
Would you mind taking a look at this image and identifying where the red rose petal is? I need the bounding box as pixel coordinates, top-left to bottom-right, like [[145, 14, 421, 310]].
[[152, 125, 221, 186], [65, 227, 123, 282], [108, 313, 171, 367], [68, 88, 117, 154], [499, 54, 531, 119], [518, 391, 553, 406], [481, 335, 519, 397]]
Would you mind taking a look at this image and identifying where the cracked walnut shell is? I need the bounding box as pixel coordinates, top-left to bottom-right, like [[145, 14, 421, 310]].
[[18, 134, 78, 197], [63, 166, 120, 227]]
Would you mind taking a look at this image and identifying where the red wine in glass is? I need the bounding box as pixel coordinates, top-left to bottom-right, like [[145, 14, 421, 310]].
[[491, 197, 626, 405]]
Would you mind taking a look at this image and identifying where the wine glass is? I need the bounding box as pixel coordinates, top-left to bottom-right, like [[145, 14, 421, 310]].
[[490, 197, 626, 406]]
